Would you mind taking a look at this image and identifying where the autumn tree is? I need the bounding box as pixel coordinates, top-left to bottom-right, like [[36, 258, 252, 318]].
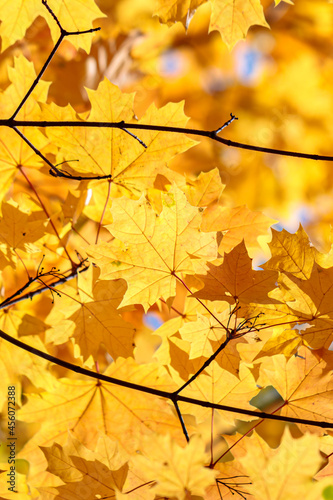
[[0, 0, 333, 499]]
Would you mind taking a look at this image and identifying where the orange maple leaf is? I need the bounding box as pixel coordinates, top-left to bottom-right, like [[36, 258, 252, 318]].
[[194, 240, 278, 305]]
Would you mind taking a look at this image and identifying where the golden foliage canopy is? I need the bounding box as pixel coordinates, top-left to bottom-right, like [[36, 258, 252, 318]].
[[0, 1, 333, 499]]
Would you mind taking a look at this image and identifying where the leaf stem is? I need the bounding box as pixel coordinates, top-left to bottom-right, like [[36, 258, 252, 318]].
[[18, 165, 74, 264], [212, 401, 287, 466], [173, 273, 229, 334], [95, 179, 112, 244]]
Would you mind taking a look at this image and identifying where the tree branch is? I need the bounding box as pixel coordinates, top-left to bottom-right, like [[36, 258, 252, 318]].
[[1, 328, 332, 430], [5, 119, 333, 164]]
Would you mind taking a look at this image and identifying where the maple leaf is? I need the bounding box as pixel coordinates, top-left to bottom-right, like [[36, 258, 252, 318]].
[[45, 266, 135, 362], [184, 167, 226, 207], [252, 327, 303, 360], [194, 240, 278, 305], [42, 79, 196, 193], [0, 199, 46, 268], [17, 357, 180, 471], [209, 0, 269, 49], [0, 0, 105, 52], [39, 434, 156, 500], [152, 295, 227, 377], [154, 0, 269, 49], [202, 204, 277, 257], [275, 262, 333, 349], [87, 185, 217, 311], [133, 434, 217, 500], [0, 56, 51, 201], [40, 435, 128, 499], [261, 225, 316, 279], [239, 428, 331, 500], [258, 346, 333, 432]]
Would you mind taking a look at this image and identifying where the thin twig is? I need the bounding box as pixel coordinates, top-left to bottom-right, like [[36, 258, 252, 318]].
[[214, 112, 238, 134], [172, 398, 189, 442], [41, 0, 62, 30], [0, 262, 88, 310], [174, 336, 231, 395], [123, 126, 147, 148]]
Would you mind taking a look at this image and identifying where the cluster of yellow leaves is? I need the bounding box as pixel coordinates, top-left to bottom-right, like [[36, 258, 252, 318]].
[[0, 0, 333, 500]]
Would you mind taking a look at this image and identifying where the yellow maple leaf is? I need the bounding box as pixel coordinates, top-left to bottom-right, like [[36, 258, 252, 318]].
[[261, 225, 316, 279], [40, 435, 128, 498], [202, 204, 276, 257], [134, 433, 217, 500], [45, 266, 136, 362], [0, 200, 46, 268], [209, 0, 269, 49], [18, 357, 179, 480], [184, 167, 226, 207], [276, 262, 333, 349], [0, 0, 105, 52], [253, 327, 303, 360], [154, 0, 269, 49], [43, 79, 196, 193], [87, 185, 217, 311], [258, 346, 333, 432], [240, 428, 330, 500], [173, 314, 245, 377]]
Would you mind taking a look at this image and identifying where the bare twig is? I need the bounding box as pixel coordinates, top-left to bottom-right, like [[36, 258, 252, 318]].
[[0, 261, 88, 310], [214, 112, 238, 134]]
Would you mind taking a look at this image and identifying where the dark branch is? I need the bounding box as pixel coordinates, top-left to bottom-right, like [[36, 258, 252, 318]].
[[172, 398, 190, 442], [1, 328, 332, 430], [174, 336, 231, 395], [5, 118, 333, 163], [41, 0, 100, 37], [10, 0, 99, 121]]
